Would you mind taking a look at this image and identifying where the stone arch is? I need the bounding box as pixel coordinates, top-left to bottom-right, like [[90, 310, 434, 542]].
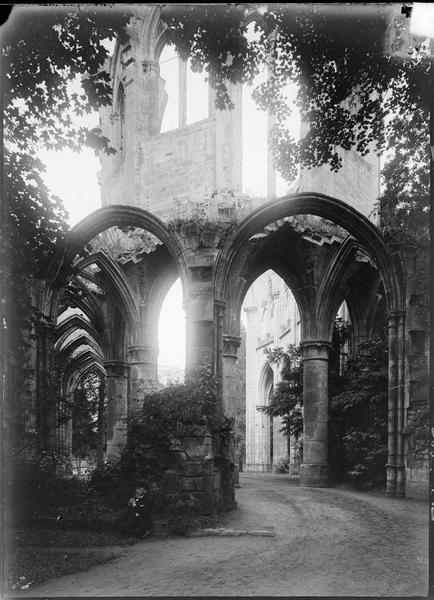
[[74, 251, 140, 331], [62, 350, 105, 398], [49, 205, 187, 310], [222, 252, 310, 344], [216, 192, 404, 315], [216, 192, 405, 494], [58, 334, 103, 364], [55, 314, 103, 355], [316, 237, 382, 342]]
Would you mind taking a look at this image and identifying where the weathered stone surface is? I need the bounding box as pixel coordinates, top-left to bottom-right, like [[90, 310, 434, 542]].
[[187, 527, 275, 537], [179, 476, 204, 491]]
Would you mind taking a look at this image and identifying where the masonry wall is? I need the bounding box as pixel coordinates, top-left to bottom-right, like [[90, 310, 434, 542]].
[[139, 120, 216, 217]]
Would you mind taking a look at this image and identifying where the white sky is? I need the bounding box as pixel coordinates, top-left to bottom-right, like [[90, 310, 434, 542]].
[[411, 4, 434, 38]]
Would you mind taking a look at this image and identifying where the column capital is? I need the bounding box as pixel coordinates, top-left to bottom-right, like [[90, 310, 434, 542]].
[[215, 298, 226, 309], [34, 315, 56, 333], [300, 339, 330, 361], [388, 309, 406, 320], [104, 361, 129, 378], [142, 59, 158, 74], [223, 334, 241, 358], [127, 345, 158, 364]]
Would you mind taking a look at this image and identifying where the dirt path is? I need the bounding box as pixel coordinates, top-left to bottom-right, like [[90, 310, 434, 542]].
[[10, 473, 428, 597]]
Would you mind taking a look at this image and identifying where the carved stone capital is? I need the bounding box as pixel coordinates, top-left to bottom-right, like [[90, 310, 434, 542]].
[[300, 339, 331, 361], [127, 345, 158, 364], [142, 59, 158, 74], [223, 335, 241, 358], [104, 361, 130, 378]]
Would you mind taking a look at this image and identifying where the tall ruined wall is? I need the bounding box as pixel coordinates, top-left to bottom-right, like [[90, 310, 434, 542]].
[[298, 119, 380, 221], [97, 6, 379, 224], [97, 6, 242, 220]]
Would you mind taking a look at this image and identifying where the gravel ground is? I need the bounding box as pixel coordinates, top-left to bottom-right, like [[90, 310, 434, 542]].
[[9, 473, 428, 597]]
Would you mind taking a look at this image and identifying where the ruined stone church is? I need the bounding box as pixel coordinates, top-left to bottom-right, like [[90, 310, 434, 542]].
[[21, 5, 428, 505]]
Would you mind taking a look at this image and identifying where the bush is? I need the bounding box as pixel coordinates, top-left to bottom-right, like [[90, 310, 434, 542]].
[[274, 456, 290, 473], [93, 366, 234, 528]]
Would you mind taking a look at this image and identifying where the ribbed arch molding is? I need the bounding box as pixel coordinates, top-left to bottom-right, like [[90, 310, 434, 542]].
[[215, 192, 404, 314]]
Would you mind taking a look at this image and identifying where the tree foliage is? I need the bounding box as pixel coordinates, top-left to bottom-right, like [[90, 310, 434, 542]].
[[328, 337, 388, 487], [3, 5, 130, 275], [2, 6, 130, 446], [262, 344, 303, 438], [379, 108, 430, 244], [162, 4, 430, 183]]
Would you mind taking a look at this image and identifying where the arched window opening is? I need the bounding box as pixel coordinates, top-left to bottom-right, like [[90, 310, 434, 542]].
[[335, 300, 351, 374], [242, 269, 301, 473], [158, 278, 185, 385], [159, 44, 179, 132], [71, 368, 106, 477], [186, 58, 209, 125], [159, 45, 209, 133], [242, 20, 301, 199]]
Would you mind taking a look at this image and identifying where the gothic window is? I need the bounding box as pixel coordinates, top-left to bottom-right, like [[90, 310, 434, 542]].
[[186, 59, 208, 125], [242, 21, 300, 198], [159, 44, 208, 133], [159, 44, 179, 132]]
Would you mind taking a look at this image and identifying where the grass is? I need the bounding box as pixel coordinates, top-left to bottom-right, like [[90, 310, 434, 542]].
[[11, 524, 139, 548], [5, 523, 140, 591], [6, 546, 119, 590]]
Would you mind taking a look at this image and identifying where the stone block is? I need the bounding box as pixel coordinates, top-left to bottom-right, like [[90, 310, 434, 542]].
[[183, 460, 205, 476], [179, 476, 204, 491], [160, 468, 180, 490], [299, 463, 331, 487]]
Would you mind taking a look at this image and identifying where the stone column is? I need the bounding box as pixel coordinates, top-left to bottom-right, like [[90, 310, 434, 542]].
[[299, 340, 331, 487], [127, 345, 158, 412], [185, 259, 216, 371], [386, 311, 406, 497], [396, 311, 406, 496], [222, 335, 242, 483], [105, 361, 129, 462], [222, 335, 242, 414], [244, 306, 259, 471], [386, 312, 398, 496]]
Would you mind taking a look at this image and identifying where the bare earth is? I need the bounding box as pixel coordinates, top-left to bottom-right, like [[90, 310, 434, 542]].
[[10, 473, 428, 597]]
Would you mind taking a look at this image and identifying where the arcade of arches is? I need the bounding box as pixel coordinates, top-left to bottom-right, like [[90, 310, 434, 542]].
[[10, 6, 429, 510], [19, 191, 427, 502]]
